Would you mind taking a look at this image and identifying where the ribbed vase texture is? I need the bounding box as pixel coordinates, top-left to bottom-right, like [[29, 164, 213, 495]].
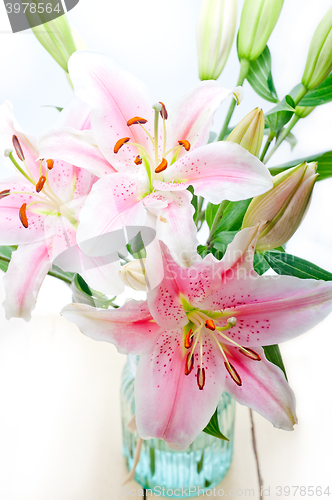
[[121, 355, 235, 497]]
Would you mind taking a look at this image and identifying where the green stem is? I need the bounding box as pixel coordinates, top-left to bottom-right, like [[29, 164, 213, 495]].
[[0, 255, 72, 285], [259, 132, 275, 162], [9, 153, 34, 184], [294, 84, 308, 106], [194, 196, 204, 225], [206, 200, 229, 246], [263, 114, 301, 164], [218, 59, 250, 141]]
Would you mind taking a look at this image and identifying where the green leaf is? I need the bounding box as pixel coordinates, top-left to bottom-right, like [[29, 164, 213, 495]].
[[253, 253, 270, 275], [263, 345, 288, 380], [75, 274, 92, 296], [262, 251, 332, 280], [291, 73, 332, 106], [265, 95, 295, 134], [246, 46, 278, 103], [0, 246, 17, 273], [215, 199, 251, 233], [203, 408, 229, 441], [72, 274, 115, 308], [42, 105, 63, 112], [269, 151, 332, 180], [208, 131, 217, 143], [48, 265, 74, 284], [205, 203, 219, 230], [213, 231, 237, 256]]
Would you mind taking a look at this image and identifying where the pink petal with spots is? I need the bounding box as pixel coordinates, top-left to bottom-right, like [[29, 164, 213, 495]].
[[0, 180, 51, 245], [201, 274, 332, 346], [224, 346, 297, 431], [154, 190, 198, 268], [68, 51, 158, 172], [162, 142, 273, 204], [38, 128, 114, 178], [135, 328, 226, 450], [76, 172, 148, 257], [61, 300, 161, 354], [0, 101, 40, 179], [2, 240, 52, 321], [147, 243, 190, 330], [167, 81, 235, 154]]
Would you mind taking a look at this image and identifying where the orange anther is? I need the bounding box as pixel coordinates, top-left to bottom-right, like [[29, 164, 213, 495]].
[[205, 319, 215, 331], [114, 137, 131, 154], [0, 189, 10, 200], [224, 362, 242, 386], [155, 158, 168, 173], [159, 102, 168, 120], [178, 140, 191, 152], [197, 367, 205, 390], [184, 329, 193, 349], [36, 175, 47, 193], [134, 155, 143, 165], [47, 159, 54, 170], [19, 203, 28, 228], [127, 116, 148, 126], [185, 352, 194, 375], [12, 135, 25, 161]]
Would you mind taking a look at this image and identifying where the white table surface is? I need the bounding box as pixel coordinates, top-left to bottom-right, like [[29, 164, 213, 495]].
[[0, 275, 331, 500]]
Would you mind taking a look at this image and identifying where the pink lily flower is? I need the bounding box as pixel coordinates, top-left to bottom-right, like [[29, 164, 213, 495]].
[[0, 99, 124, 321], [61, 226, 332, 450], [39, 51, 273, 266]]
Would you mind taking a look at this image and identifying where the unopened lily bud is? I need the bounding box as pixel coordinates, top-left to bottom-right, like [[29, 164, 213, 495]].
[[295, 106, 315, 119], [29, 4, 78, 72], [197, 0, 237, 80], [119, 260, 147, 291], [226, 108, 264, 156], [237, 0, 284, 61], [243, 162, 318, 251], [302, 6, 332, 90]]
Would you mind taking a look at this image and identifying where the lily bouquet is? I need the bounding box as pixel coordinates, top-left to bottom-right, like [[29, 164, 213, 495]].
[[1, 0, 332, 491]]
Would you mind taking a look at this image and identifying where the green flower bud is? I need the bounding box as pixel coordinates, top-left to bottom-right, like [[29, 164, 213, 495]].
[[226, 108, 265, 156], [237, 0, 284, 61], [302, 6, 332, 90], [243, 162, 318, 251], [30, 4, 78, 72], [119, 260, 147, 291], [197, 0, 237, 80]]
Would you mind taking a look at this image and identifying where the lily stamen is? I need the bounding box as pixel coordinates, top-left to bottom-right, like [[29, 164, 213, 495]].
[[184, 329, 193, 349], [178, 140, 191, 152], [12, 135, 25, 161], [197, 367, 205, 390], [36, 175, 47, 193], [19, 203, 28, 228], [0, 189, 10, 199], [185, 351, 194, 375], [127, 116, 148, 126], [114, 137, 131, 154], [224, 361, 242, 386], [155, 158, 168, 174]]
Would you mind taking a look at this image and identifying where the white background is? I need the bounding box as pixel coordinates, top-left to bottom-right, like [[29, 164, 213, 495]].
[[0, 0, 332, 498]]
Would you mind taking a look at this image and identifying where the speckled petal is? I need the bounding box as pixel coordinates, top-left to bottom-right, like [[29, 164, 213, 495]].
[[161, 142, 273, 204], [135, 328, 226, 450], [201, 274, 332, 346], [2, 240, 52, 321], [224, 346, 297, 431], [61, 300, 161, 354]]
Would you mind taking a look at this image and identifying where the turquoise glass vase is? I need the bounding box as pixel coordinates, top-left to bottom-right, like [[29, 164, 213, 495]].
[[121, 355, 235, 497]]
